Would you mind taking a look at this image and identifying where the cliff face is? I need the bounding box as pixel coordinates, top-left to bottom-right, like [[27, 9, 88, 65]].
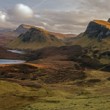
[[84, 20, 110, 40], [14, 24, 34, 34]]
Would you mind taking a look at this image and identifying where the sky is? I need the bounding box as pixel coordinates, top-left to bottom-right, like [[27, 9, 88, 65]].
[[0, 0, 109, 34]]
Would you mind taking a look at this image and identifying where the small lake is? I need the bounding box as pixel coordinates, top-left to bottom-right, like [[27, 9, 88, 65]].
[[0, 49, 26, 64], [0, 59, 25, 64], [7, 50, 25, 54]]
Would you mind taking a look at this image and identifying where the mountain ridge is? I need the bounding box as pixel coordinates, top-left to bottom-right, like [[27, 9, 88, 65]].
[[9, 27, 65, 50], [15, 24, 76, 39], [84, 20, 110, 40]]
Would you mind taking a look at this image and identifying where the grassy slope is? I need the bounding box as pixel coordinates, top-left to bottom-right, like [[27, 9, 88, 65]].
[[0, 69, 110, 110], [73, 35, 110, 51], [73, 20, 110, 51], [8, 38, 64, 50], [8, 27, 65, 50]]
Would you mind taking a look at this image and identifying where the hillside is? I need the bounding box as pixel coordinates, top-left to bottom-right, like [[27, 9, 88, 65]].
[[72, 19, 110, 50], [15, 24, 76, 39], [1, 19, 110, 110], [0, 44, 110, 110], [8, 27, 65, 50]]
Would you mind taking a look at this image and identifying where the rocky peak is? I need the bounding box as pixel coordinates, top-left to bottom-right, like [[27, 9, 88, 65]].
[[108, 18, 110, 23], [15, 24, 33, 34], [19, 27, 61, 43], [84, 20, 110, 40]]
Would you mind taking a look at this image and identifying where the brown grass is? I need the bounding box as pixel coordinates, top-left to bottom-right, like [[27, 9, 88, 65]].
[[94, 20, 110, 29]]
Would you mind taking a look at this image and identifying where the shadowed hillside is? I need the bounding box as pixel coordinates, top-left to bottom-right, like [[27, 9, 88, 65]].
[[15, 24, 76, 39], [9, 27, 65, 50]]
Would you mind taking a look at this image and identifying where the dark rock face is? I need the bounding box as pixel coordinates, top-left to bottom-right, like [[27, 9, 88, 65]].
[[9, 26, 65, 50], [19, 27, 62, 43], [19, 28, 47, 42], [84, 21, 110, 40], [15, 24, 30, 34]]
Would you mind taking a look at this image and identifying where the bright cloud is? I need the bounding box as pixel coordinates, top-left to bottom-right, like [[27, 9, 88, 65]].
[[0, 11, 6, 22], [14, 4, 34, 18]]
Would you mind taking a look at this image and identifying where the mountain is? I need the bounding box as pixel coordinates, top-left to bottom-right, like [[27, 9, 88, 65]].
[[14, 24, 34, 34], [72, 19, 110, 48], [8, 27, 65, 50], [3, 24, 76, 49], [1, 22, 110, 110], [70, 19, 110, 66], [15, 24, 76, 39], [84, 20, 110, 40]]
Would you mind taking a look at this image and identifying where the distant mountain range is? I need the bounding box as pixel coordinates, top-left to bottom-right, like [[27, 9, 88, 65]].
[[0, 24, 76, 47], [3, 19, 110, 51], [15, 24, 76, 40], [14, 24, 36, 34], [8, 24, 76, 50]]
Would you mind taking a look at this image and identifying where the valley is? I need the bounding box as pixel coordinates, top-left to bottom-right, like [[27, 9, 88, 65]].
[[1, 0, 110, 110], [0, 19, 110, 110]]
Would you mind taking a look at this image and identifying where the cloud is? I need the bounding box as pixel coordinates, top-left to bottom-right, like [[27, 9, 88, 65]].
[[0, 11, 6, 22], [0, 4, 34, 28], [14, 4, 34, 18], [33, 10, 92, 33], [5, 3, 36, 28], [0, 0, 110, 34], [0, 10, 15, 28], [7, 3, 34, 20]]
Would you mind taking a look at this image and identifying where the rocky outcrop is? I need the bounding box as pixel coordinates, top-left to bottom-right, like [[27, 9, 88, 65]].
[[14, 24, 32, 34], [84, 20, 110, 40]]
